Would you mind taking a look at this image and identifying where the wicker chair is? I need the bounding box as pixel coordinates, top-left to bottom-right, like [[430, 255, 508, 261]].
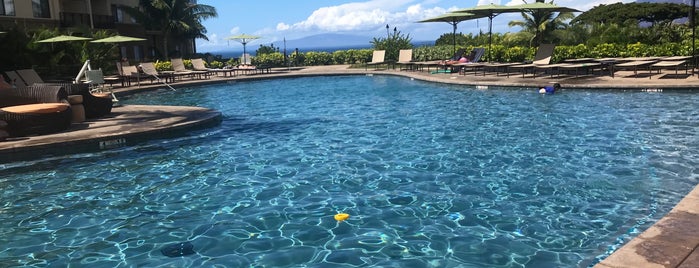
[[34, 82, 113, 118], [0, 85, 73, 137]]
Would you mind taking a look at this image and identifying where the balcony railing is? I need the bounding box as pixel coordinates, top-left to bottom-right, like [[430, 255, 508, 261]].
[[59, 12, 114, 29]]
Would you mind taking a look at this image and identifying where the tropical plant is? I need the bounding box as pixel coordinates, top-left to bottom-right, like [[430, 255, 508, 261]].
[[571, 2, 690, 26], [123, 0, 217, 59], [508, 0, 575, 47], [256, 44, 279, 55], [370, 26, 413, 61]]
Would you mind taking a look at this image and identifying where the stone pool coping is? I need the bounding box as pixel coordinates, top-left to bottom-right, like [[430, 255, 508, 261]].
[[1, 64, 697, 267]]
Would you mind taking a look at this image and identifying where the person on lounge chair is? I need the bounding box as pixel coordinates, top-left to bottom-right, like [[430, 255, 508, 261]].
[[539, 83, 560, 95]]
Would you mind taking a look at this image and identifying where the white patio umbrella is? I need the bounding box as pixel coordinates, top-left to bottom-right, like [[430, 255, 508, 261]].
[[226, 34, 261, 64]]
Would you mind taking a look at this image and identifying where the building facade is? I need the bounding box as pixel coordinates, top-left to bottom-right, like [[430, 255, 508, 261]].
[[0, 0, 196, 60]]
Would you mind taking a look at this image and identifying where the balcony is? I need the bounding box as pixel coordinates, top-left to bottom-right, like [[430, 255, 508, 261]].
[[60, 12, 114, 29]]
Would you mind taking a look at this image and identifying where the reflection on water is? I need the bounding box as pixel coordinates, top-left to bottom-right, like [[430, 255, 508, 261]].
[[1, 76, 697, 267]]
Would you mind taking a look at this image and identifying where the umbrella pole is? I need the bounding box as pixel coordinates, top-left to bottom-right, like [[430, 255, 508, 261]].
[[693, 0, 696, 75], [488, 16, 493, 63], [452, 21, 458, 55]]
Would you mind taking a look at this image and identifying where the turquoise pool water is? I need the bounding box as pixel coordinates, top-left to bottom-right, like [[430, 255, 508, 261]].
[[1, 75, 697, 267]]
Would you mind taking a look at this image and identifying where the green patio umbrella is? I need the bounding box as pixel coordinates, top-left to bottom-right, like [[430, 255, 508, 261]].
[[90, 35, 147, 59], [90, 35, 147, 43], [418, 12, 485, 55], [510, 2, 580, 13], [37, 35, 92, 43], [453, 4, 524, 62], [225, 34, 261, 64]]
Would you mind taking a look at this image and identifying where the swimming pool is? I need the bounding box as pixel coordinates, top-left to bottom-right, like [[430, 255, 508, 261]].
[[1, 75, 697, 267]]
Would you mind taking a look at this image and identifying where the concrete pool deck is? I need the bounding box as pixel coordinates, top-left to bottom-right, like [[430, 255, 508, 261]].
[[1, 64, 697, 267]]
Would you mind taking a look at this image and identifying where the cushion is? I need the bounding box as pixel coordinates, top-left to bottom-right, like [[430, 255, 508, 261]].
[[1, 103, 70, 114], [92, 92, 111, 98], [67, 95, 84, 104]]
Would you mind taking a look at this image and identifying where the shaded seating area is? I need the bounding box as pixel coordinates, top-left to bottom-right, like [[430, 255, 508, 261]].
[[4, 70, 115, 123], [0, 84, 73, 138]]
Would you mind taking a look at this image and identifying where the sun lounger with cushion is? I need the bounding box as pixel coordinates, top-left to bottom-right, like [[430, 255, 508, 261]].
[[0, 84, 73, 137]]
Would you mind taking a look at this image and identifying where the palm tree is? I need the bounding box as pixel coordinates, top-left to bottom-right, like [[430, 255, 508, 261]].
[[125, 0, 217, 59], [508, 0, 574, 47]]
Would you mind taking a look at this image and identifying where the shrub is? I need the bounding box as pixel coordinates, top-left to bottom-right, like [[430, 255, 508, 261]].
[[154, 61, 172, 71], [209, 60, 224, 69], [254, 52, 285, 67], [304, 51, 333, 65]]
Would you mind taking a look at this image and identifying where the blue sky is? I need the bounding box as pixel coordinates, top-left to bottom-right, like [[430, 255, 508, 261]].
[[196, 0, 635, 53]]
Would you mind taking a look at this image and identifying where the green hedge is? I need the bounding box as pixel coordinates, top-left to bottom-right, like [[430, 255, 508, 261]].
[[198, 42, 691, 68]]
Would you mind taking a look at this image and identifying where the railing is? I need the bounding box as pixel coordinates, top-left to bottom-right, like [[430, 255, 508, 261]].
[[59, 12, 114, 29]]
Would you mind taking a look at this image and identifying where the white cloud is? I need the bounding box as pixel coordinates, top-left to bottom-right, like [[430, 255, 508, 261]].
[[196, 0, 642, 52], [277, 23, 290, 31], [274, 0, 461, 35]]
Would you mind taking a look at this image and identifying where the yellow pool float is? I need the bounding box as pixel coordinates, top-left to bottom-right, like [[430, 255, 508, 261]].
[[334, 213, 350, 221]]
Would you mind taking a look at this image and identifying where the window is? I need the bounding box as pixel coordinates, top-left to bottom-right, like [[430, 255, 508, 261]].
[[32, 0, 50, 18], [112, 5, 123, 23], [1, 0, 15, 16]]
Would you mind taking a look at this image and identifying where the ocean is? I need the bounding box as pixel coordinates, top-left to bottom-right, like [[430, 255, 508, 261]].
[[205, 41, 433, 59]]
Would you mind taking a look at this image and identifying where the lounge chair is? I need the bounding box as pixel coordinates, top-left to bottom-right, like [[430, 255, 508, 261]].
[[4, 71, 27, 87], [0, 84, 73, 137], [140, 62, 175, 84], [365, 50, 391, 70], [453, 47, 486, 74], [505, 44, 558, 78], [554, 61, 604, 78], [613, 60, 657, 78], [191, 58, 232, 77], [120, 65, 147, 86], [395, 49, 415, 71], [171, 58, 210, 80], [414, 48, 465, 73], [15, 69, 44, 85], [650, 60, 689, 79]]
